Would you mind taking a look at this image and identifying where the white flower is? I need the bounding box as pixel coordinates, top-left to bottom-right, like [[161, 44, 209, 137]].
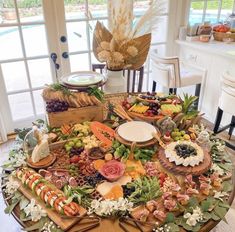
[[210, 163, 225, 176], [127, 46, 138, 57], [98, 50, 111, 62], [100, 41, 110, 50], [112, 52, 124, 63], [42, 221, 59, 232], [213, 190, 229, 201], [184, 213, 191, 219], [24, 199, 47, 222], [197, 131, 210, 144], [184, 206, 203, 227], [5, 176, 20, 195], [88, 198, 133, 217], [5, 149, 27, 168], [216, 143, 225, 152], [186, 217, 197, 227]]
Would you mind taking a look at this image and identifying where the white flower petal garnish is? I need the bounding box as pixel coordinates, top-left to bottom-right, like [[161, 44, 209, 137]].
[[24, 199, 47, 222]]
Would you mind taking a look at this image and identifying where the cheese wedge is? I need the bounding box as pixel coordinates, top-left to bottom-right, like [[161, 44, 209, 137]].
[[31, 139, 50, 163]]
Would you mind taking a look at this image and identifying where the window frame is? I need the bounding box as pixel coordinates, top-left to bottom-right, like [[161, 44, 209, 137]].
[[188, 0, 235, 24]]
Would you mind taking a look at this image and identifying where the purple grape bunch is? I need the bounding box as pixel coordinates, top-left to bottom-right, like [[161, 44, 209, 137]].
[[70, 147, 84, 156], [46, 100, 69, 113]]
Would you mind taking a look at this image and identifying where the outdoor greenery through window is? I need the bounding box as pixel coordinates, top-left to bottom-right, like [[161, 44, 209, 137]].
[[188, 0, 235, 25]]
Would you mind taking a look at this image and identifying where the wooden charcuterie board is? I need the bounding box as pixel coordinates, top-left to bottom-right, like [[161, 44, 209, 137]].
[[13, 178, 87, 231], [26, 153, 56, 169], [127, 111, 163, 122], [158, 148, 212, 176]]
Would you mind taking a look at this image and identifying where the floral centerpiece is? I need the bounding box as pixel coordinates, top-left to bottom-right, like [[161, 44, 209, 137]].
[[92, 0, 163, 92]]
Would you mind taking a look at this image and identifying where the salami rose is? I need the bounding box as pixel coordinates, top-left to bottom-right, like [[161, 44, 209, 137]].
[[164, 198, 176, 211], [162, 192, 172, 200], [186, 187, 199, 196], [176, 193, 189, 205], [199, 175, 210, 184], [153, 210, 166, 221], [99, 160, 125, 182], [185, 175, 196, 188]]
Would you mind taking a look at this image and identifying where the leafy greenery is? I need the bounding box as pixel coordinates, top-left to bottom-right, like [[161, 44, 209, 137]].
[[49, 83, 72, 96], [63, 184, 94, 207], [112, 140, 156, 162], [14, 127, 31, 141], [222, 181, 233, 192], [165, 212, 175, 223], [4, 191, 23, 214], [2, 0, 107, 8], [180, 93, 199, 119], [191, 0, 234, 10], [126, 176, 162, 205], [112, 140, 130, 162], [88, 86, 104, 101], [133, 147, 156, 162]]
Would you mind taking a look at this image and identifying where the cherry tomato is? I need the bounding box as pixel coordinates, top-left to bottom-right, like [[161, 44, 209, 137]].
[[70, 155, 80, 163]]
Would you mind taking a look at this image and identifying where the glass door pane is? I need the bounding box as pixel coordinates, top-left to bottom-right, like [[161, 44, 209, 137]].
[[205, 0, 220, 23], [62, 0, 108, 72], [0, 0, 55, 132], [189, 1, 205, 25]]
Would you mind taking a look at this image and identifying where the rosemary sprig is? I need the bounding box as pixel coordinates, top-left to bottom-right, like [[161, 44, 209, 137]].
[[49, 83, 72, 96]]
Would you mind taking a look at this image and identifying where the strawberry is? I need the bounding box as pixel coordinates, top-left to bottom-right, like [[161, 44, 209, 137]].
[[165, 131, 171, 137]]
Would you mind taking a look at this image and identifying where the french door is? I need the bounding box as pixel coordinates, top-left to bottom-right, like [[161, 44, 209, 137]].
[[0, 0, 108, 134], [0, 0, 168, 135]]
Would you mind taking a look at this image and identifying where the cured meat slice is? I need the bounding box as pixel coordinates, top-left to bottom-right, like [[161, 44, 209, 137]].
[[69, 177, 78, 187]]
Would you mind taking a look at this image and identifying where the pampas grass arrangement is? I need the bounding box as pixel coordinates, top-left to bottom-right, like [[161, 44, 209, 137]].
[[93, 0, 164, 70]]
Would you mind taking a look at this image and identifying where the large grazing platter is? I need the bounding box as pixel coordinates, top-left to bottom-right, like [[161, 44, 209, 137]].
[[1, 88, 235, 232]]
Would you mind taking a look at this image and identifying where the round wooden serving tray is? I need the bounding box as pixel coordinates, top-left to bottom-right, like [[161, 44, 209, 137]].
[[27, 153, 56, 169], [115, 129, 156, 148], [158, 148, 212, 176]]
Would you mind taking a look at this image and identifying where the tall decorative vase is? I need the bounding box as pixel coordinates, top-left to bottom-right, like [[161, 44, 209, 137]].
[[104, 69, 126, 93]]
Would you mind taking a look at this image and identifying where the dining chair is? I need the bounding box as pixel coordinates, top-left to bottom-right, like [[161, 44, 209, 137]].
[[92, 64, 144, 93], [151, 50, 206, 109], [213, 71, 235, 149]]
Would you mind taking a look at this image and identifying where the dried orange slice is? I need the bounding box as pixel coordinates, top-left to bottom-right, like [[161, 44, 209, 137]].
[[93, 159, 105, 171], [104, 185, 123, 200]]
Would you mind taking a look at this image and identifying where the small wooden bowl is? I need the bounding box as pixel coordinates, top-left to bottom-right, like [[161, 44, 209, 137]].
[[27, 153, 56, 169]]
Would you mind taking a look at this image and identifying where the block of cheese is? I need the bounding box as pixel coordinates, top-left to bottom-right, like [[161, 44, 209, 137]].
[[31, 138, 50, 163]]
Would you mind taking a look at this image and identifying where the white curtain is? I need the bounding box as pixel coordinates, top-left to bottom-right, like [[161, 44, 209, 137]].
[[0, 112, 7, 143]]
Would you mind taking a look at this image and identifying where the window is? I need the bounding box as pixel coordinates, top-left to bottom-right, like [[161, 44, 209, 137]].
[[64, 0, 108, 72], [188, 0, 235, 25], [0, 0, 171, 133], [134, 0, 170, 91]]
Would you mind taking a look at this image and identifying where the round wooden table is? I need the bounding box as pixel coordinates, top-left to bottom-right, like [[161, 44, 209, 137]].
[[1, 92, 235, 232], [1, 161, 235, 232]]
